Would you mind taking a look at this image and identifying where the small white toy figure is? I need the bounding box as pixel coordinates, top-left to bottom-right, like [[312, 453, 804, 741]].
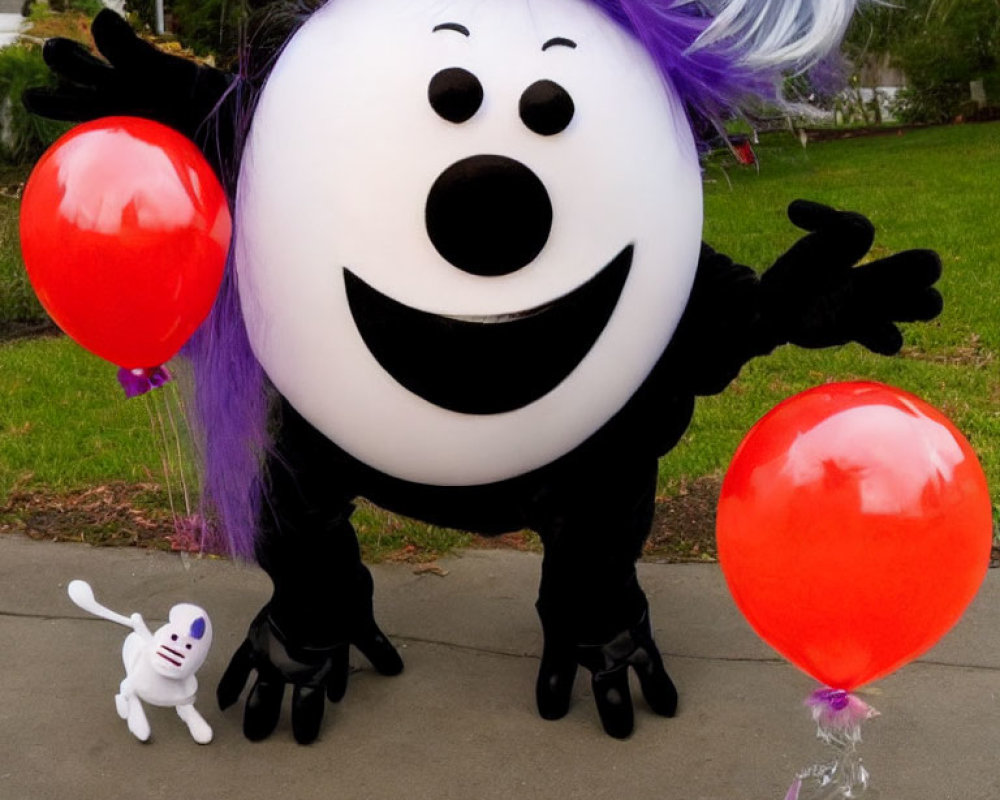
[[67, 579, 213, 744]]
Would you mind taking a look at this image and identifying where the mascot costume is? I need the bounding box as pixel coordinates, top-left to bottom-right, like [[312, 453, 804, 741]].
[[26, 0, 942, 743]]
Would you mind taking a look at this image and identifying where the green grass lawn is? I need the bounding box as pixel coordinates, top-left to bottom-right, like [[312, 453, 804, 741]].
[[1, 121, 998, 557], [672, 123, 1000, 513]]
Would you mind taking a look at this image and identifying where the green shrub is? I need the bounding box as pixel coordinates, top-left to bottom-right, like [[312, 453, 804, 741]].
[[170, 0, 242, 66], [25, 0, 103, 18], [891, 84, 967, 125], [68, 0, 105, 16], [846, 0, 1000, 124], [125, 0, 242, 67], [0, 44, 71, 165], [0, 195, 48, 329], [123, 0, 155, 28]]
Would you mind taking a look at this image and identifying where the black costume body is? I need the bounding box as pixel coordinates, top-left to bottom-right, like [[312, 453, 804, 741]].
[[261, 244, 762, 632], [258, 242, 756, 700], [252, 244, 766, 740], [26, 10, 944, 743]]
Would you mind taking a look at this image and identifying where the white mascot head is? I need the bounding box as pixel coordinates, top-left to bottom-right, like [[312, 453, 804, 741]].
[[232, 0, 858, 487]]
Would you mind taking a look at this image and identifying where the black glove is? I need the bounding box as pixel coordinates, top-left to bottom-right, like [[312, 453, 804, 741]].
[[535, 607, 677, 739], [217, 606, 404, 744], [759, 200, 943, 355], [22, 9, 233, 172]]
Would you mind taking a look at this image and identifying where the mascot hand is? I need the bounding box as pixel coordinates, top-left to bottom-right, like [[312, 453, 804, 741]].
[[760, 200, 942, 355], [536, 608, 677, 739], [22, 9, 231, 162], [217, 606, 403, 744]]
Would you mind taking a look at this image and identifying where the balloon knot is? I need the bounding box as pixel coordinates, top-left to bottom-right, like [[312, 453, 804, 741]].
[[812, 688, 850, 710], [118, 366, 172, 398], [805, 687, 879, 734]]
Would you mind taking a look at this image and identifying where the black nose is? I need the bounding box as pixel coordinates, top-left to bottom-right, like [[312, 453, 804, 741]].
[[425, 155, 552, 277]]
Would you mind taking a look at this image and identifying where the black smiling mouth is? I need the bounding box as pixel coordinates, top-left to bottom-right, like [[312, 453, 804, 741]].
[[344, 245, 633, 415]]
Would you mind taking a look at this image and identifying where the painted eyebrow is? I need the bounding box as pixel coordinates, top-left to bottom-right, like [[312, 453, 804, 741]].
[[433, 22, 471, 37], [542, 37, 577, 51]]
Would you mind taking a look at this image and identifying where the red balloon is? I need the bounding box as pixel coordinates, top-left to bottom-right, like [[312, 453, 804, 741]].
[[19, 117, 230, 369], [717, 382, 992, 691]]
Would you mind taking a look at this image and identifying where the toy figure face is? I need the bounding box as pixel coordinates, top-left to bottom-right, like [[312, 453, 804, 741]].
[[237, 0, 703, 486], [149, 604, 212, 679]]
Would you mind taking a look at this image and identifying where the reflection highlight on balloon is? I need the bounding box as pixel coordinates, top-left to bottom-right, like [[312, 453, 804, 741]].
[[779, 404, 965, 517]]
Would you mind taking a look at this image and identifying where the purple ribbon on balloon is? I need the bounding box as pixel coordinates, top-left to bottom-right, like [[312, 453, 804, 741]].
[[804, 687, 877, 731], [117, 366, 172, 398]]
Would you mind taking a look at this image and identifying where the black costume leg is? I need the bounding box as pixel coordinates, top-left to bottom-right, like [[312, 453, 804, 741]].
[[532, 455, 677, 738], [217, 400, 402, 744]]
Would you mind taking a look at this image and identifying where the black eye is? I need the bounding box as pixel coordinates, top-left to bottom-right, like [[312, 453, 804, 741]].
[[519, 80, 574, 136], [171, 634, 178, 641], [429, 67, 483, 124], [186, 644, 192, 650]]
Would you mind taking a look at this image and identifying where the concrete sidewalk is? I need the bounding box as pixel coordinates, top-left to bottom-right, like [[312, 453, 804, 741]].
[[0, 13, 24, 48], [1, 535, 997, 799]]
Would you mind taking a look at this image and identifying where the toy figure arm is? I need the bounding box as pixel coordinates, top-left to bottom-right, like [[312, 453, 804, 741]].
[[671, 200, 942, 397], [129, 612, 153, 641], [22, 9, 234, 174]]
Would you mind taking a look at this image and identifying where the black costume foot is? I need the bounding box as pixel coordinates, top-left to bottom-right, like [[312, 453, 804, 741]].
[[217, 607, 403, 744], [535, 608, 677, 739], [536, 638, 579, 720]]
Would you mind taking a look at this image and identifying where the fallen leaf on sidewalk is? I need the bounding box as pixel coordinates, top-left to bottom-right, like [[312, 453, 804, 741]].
[[413, 563, 449, 577]]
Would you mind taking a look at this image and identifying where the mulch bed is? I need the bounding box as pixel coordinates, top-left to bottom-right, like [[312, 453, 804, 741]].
[[646, 476, 722, 562], [3, 478, 997, 567], [1, 479, 726, 562], [799, 124, 918, 142], [0, 483, 193, 551], [0, 320, 59, 343]]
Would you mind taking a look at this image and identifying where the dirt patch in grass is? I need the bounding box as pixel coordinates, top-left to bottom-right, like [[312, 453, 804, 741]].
[[645, 476, 722, 563], [900, 334, 995, 368], [1, 479, 726, 563], [468, 530, 542, 553], [799, 125, 917, 142], [0, 319, 59, 343], [23, 10, 97, 47], [6, 478, 995, 567], [463, 478, 726, 563], [0, 482, 189, 550]]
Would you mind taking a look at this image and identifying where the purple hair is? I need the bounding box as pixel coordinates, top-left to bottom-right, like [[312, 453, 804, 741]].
[[186, 0, 854, 559], [183, 3, 312, 559], [588, 0, 772, 121]]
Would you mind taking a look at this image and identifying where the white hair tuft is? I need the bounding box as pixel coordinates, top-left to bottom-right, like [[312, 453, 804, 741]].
[[690, 0, 861, 72]]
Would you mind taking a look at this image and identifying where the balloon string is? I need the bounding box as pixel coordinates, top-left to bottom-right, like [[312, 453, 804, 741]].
[[144, 392, 178, 524], [161, 381, 192, 519], [168, 379, 211, 551], [784, 688, 879, 799], [169, 379, 203, 477]]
